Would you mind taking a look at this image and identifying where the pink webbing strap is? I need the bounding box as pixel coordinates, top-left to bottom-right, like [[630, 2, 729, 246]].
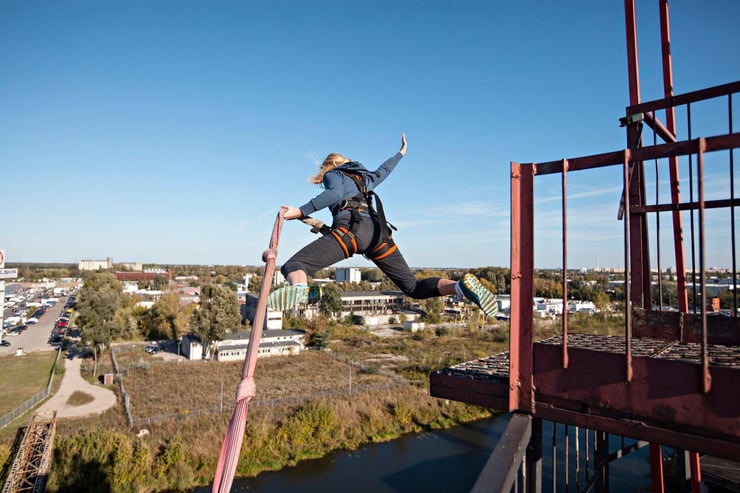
[[212, 212, 283, 493]]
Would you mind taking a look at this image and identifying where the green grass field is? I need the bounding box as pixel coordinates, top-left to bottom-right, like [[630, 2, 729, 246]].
[[0, 351, 58, 417]]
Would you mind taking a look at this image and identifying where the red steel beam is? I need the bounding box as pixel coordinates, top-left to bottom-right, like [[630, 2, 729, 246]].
[[531, 133, 740, 175], [659, 0, 689, 314], [623, 0, 651, 309], [532, 344, 738, 442], [561, 159, 569, 369], [624, 0, 641, 105], [510, 162, 535, 413]]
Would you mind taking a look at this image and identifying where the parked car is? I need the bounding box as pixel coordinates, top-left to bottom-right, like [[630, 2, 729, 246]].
[[144, 345, 159, 355], [0, 340, 10, 347], [26, 317, 39, 324]]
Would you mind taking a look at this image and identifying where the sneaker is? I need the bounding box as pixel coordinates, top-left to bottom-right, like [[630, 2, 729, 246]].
[[307, 285, 322, 304], [267, 285, 322, 311], [460, 274, 499, 318]]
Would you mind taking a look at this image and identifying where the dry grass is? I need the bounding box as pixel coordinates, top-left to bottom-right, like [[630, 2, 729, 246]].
[[118, 350, 392, 421], [0, 351, 58, 416], [66, 391, 95, 407]]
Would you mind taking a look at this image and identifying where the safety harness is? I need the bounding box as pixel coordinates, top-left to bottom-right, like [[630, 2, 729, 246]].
[[330, 168, 398, 260]]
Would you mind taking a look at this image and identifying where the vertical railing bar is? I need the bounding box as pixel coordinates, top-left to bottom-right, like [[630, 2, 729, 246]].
[[687, 103, 698, 313], [552, 422, 557, 493], [654, 127, 664, 309], [521, 449, 526, 493], [565, 424, 570, 493], [584, 428, 590, 483], [623, 149, 633, 382], [729, 93, 737, 317], [562, 159, 569, 368], [698, 138, 712, 394], [575, 426, 580, 492]]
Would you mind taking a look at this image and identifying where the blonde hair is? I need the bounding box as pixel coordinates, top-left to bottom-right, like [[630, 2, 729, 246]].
[[309, 153, 351, 184]]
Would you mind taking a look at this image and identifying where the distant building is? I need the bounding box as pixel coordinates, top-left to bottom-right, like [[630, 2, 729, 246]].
[[114, 269, 173, 283], [535, 298, 564, 316], [340, 290, 405, 316], [403, 321, 426, 332], [181, 334, 204, 360], [118, 262, 143, 271], [336, 267, 361, 284], [78, 257, 113, 271], [243, 294, 283, 330], [214, 329, 305, 362]]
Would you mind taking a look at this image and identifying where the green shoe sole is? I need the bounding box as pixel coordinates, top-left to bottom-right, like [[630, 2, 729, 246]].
[[267, 285, 322, 311], [460, 274, 499, 318]]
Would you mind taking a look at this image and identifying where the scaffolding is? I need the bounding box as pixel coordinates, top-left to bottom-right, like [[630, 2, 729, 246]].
[[1, 412, 57, 493]]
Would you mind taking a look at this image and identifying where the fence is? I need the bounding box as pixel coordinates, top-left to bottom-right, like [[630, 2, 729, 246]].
[[0, 344, 64, 429]]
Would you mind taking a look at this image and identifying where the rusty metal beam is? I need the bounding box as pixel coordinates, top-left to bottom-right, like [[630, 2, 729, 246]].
[[629, 80, 740, 115], [510, 162, 535, 413], [657, 0, 690, 315], [561, 159, 569, 370], [530, 133, 740, 175], [632, 197, 740, 214]]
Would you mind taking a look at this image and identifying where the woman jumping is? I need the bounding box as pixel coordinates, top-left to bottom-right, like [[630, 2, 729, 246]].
[[267, 133, 498, 318]]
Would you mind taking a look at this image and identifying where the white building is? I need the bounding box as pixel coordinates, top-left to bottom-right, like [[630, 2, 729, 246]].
[[78, 257, 113, 271], [534, 298, 564, 316], [336, 267, 361, 284], [403, 321, 426, 332], [181, 334, 204, 360], [214, 329, 305, 362], [243, 294, 284, 330]]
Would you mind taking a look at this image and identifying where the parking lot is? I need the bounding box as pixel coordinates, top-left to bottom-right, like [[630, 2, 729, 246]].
[[1, 294, 75, 355]]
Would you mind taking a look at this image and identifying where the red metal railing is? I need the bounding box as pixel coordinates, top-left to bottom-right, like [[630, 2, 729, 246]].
[[510, 80, 740, 411]]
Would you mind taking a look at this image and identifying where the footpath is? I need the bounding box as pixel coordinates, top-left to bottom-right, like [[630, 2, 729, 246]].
[[37, 347, 117, 419]]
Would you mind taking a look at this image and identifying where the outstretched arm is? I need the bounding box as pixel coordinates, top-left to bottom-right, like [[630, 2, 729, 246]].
[[365, 133, 407, 191]]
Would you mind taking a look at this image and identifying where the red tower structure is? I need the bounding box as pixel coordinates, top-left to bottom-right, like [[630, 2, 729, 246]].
[[431, 1, 740, 491]]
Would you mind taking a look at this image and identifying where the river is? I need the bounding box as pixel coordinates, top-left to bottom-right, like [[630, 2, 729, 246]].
[[195, 415, 651, 492]]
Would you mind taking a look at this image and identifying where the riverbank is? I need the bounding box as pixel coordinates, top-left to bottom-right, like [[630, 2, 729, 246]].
[[19, 325, 507, 492]]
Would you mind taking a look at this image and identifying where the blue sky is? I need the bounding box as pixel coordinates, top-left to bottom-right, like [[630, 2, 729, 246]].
[[2, 1, 738, 270]]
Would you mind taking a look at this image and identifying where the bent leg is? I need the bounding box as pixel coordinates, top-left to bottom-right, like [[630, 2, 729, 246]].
[[269, 234, 347, 311], [281, 233, 347, 281], [373, 246, 441, 299]]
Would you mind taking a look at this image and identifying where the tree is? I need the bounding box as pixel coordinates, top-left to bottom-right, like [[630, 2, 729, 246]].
[[319, 283, 343, 317], [189, 284, 241, 358], [113, 294, 145, 340], [76, 273, 124, 347], [76, 272, 124, 374], [593, 292, 612, 314], [422, 297, 443, 323], [304, 314, 331, 348], [363, 268, 384, 283], [142, 292, 190, 341], [152, 275, 169, 290]]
